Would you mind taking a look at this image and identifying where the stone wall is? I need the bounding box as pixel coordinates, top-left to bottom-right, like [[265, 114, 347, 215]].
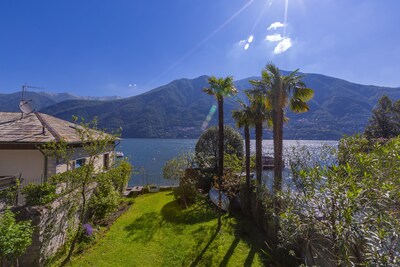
[[16, 183, 96, 267]]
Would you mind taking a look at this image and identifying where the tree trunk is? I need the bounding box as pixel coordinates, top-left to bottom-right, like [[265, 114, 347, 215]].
[[244, 125, 251, 188], [255, 121, 263, 190], [273, 109, 284, 240], [217, 96, 224, 231], [273, 109, 284, 195], [63, 178, 89, 265]]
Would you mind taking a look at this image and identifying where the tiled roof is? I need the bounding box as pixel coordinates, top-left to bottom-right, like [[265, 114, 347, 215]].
[[0, 112, 111, 144]]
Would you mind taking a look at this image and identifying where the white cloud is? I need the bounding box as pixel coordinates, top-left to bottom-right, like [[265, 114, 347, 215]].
[[266, 33, 283, 42], [235, 39, 251, 50], [267, 22, 284, 30], [238, 39, 247, 47], [274, 38, 292, 54]]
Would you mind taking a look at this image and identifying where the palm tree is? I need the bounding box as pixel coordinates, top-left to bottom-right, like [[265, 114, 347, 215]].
[[245, 90, 271, 190], [252, 64, 313, 218], [203, 75, 237, 230], [232, 100, 254, 188], [265, 64, 313, 195]]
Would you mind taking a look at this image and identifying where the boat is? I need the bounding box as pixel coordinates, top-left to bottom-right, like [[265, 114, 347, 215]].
[[116, 151, 124, 158], [209, 187, 229, 211]]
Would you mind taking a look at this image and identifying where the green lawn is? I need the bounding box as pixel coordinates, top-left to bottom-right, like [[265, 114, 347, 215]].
[[65, 192, 267, 267]]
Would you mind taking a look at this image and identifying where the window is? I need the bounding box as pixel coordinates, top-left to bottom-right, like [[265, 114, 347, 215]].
[[103, 153, 110, 170], [75, 158, 86, 169]]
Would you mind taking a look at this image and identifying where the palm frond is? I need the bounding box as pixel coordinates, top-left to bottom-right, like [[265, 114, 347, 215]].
[[290, 98, 310, 113], [293, 87, 314, 102], [204, 75, 238, 98], [202, 87, 215, 96]]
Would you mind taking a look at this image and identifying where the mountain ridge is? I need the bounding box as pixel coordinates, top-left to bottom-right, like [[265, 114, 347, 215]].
[[0, 91, 122, 112], [2, 72, 400, 139]]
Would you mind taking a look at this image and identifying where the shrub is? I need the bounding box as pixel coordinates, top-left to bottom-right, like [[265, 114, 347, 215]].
[[108, 160, 132, 193], [0, 209, 33, 265], [88, 179, 119, 222], [0, 178, 20, 206], [337, 134, 371, 165], [280, 135, 400, 266], [163, 153, 198, 208], [21, 182, 57, 206], [88, 161, 132, 221]]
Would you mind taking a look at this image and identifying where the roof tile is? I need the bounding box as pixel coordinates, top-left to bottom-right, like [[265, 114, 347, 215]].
[[0, 112, 110, 144]]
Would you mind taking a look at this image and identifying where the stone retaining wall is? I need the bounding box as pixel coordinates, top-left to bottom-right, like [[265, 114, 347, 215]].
[[15, 184, 96, 267]]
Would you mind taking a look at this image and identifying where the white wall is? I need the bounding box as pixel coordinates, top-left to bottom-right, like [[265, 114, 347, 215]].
[[47, 146, 115, 176], [0, 150, 45, 186]]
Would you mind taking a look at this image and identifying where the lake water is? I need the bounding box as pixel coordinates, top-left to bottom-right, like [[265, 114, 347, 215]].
[[118, 139, 338, 187]]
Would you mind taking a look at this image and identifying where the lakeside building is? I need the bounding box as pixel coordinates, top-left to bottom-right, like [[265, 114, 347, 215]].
[[0, 112, 116, 205]]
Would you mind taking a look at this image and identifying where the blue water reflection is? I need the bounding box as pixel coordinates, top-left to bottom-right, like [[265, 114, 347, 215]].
[[117, 139, 338, 187]]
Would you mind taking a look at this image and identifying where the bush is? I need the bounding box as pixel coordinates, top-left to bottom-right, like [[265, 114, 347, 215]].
[[89, 179, 119, 222], [338, 134, 371, 165], [0, 209, 33, 264], [163, 153, 198, 208], [0, 178, 20, 206], [21, 182, 57, 206], [281, 135, 400, 266], [88, 161, 132, 221], [107, 160, 132, 193], [172, 184, 197, 207]]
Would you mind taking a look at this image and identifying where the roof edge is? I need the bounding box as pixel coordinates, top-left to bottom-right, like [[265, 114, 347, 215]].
[[34, 112, 62, 141]]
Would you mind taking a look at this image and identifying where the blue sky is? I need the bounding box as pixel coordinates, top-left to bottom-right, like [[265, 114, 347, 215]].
[[1, 0, 399, 97]]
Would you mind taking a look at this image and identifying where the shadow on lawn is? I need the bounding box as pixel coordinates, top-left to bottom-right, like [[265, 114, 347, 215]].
[[230, 214, 271, 266], [190, 229, 219, 267], [183, 212, 271, 266], [219, 236, 240, 266], [123, 212, 160, 242], [188, 216, 268, 267], [161, 200, 217, 225], [123, 198, 274, 266]]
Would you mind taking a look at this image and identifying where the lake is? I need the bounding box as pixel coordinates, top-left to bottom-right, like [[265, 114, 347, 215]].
[[118, 139, 338, 187]]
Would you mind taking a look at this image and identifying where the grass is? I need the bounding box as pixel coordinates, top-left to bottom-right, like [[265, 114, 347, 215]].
[[63, 192, 267, 267]]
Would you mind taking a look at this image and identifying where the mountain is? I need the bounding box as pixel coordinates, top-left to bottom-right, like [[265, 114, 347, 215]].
[[37, 73, 400, 139], [41, 76, 213, 138], [285, 72, 400, 139], [0, 91, 122, 112]]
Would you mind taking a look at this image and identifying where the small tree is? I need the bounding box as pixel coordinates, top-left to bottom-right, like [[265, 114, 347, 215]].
[[163, 153, 197, 208], [195, 126, 244, 172], [0, 209, 33, 267], [41, 117, 120, 264], [364, 95, 400, 139]]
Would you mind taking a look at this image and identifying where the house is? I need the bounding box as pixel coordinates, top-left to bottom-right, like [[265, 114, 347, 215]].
[[0, 112, 116, 204]]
